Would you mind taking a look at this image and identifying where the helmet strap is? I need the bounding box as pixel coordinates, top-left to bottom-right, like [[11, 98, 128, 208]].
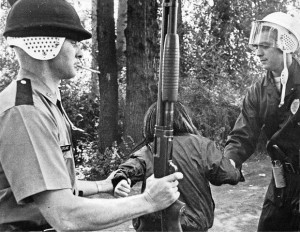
[[279, 51, 288, 107]]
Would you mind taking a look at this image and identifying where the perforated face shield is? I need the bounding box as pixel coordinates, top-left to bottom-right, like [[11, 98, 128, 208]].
[[249, 21, 298, 53], [6, 37, 65, 60]]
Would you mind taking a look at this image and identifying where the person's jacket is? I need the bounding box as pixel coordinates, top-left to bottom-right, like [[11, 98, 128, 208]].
[[113, 134, 241, 231], [224, 58, 300, 168]]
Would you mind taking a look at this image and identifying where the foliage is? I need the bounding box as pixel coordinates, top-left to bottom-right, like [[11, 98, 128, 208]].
[[60, 75, 100, 140], [76, 141, 128, 180], [0, 3, 18, 92]]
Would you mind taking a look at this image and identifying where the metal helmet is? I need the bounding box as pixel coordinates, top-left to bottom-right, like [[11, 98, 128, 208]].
[[3, 0, 91, 41], [4, 0, 91, 60], [249, 12, 300, 53]]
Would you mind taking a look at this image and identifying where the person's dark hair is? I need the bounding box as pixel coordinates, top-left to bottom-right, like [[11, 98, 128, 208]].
[[132, 101, 199, 153]]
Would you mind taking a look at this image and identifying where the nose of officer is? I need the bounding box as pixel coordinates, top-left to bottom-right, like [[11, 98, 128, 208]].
[[255, 45, 264, 57]]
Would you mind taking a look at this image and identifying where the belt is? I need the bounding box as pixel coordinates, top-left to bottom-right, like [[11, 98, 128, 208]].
[[283, 162, 300, 174]]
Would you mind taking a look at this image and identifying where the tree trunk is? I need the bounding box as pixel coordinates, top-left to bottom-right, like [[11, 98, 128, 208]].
[[116, 0, 127, 142], [124, 0, 159, 144], [97, 0, 119, 152], [116, 0, 127, 69], [90, 0, 99, 99]]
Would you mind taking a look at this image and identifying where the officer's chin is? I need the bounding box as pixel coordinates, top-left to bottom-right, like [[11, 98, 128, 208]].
[[62, 71, 77, 80], [260, 63, 269, 70]]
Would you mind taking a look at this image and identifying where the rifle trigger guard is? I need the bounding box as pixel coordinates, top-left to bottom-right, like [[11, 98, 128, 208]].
[[168, 160, 178, 173]]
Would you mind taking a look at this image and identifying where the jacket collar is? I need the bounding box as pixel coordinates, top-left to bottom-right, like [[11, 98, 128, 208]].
[[264, 58, 300, 87]]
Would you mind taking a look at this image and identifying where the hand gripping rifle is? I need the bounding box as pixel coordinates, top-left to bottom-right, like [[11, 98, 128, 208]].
[[153, 0, 185, 231]]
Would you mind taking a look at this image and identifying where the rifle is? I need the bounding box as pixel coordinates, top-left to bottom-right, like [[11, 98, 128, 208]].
[[153, 0, 185, 231], [135, 1, 184, 231]]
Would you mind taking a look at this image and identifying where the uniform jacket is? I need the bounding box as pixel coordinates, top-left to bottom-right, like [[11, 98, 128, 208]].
[[0, 78, 76, 229], [224, 58, 300, 168]]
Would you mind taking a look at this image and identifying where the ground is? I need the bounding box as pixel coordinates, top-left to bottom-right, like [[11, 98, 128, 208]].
[[98, 156, 272, 232]]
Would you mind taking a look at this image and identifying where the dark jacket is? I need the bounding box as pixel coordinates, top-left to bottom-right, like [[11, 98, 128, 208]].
[[224, 58, 300, 168], [224, 59, 300, 229], [113, 134, 241, 231]]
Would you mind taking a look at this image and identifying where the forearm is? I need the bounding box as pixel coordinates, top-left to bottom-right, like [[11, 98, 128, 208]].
[[209, 157, 242, 186], [114, 158, 146, 186], [77, 179, 113, 196], [224, 94, 262, 166], [34, 189, 154, 231], [34, 172, 182, 231], [224, 123, 260, 167], [68, 194, 154, 230]]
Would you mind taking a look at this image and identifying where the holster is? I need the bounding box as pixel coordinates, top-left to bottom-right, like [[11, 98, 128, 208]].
[[266, 141, 289, 163], [266, 141, 286, 206], [273, 183, 285, 207], [268, 166, 300, 210], [272, 160, 286, 188]]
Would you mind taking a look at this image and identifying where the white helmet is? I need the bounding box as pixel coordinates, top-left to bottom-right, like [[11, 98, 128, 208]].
[[249, 12, 300, 108], [249, 12, 300, 53]]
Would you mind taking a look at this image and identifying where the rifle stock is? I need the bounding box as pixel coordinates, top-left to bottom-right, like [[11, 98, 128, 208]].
[[164, 200, 186, 231]]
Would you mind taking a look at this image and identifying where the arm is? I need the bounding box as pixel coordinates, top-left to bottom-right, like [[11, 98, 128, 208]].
[[112, 145, 153, 188], [33, 172, 183, 231], [77, 170, 117, 196], [208, 156, 242, 186], [205, 140, 242, 186], [224, 84, 263, 167]]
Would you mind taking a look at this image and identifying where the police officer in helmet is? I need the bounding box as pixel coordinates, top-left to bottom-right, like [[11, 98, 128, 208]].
[[0, 0, 183, 231], [224, 12, 300, 231]]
